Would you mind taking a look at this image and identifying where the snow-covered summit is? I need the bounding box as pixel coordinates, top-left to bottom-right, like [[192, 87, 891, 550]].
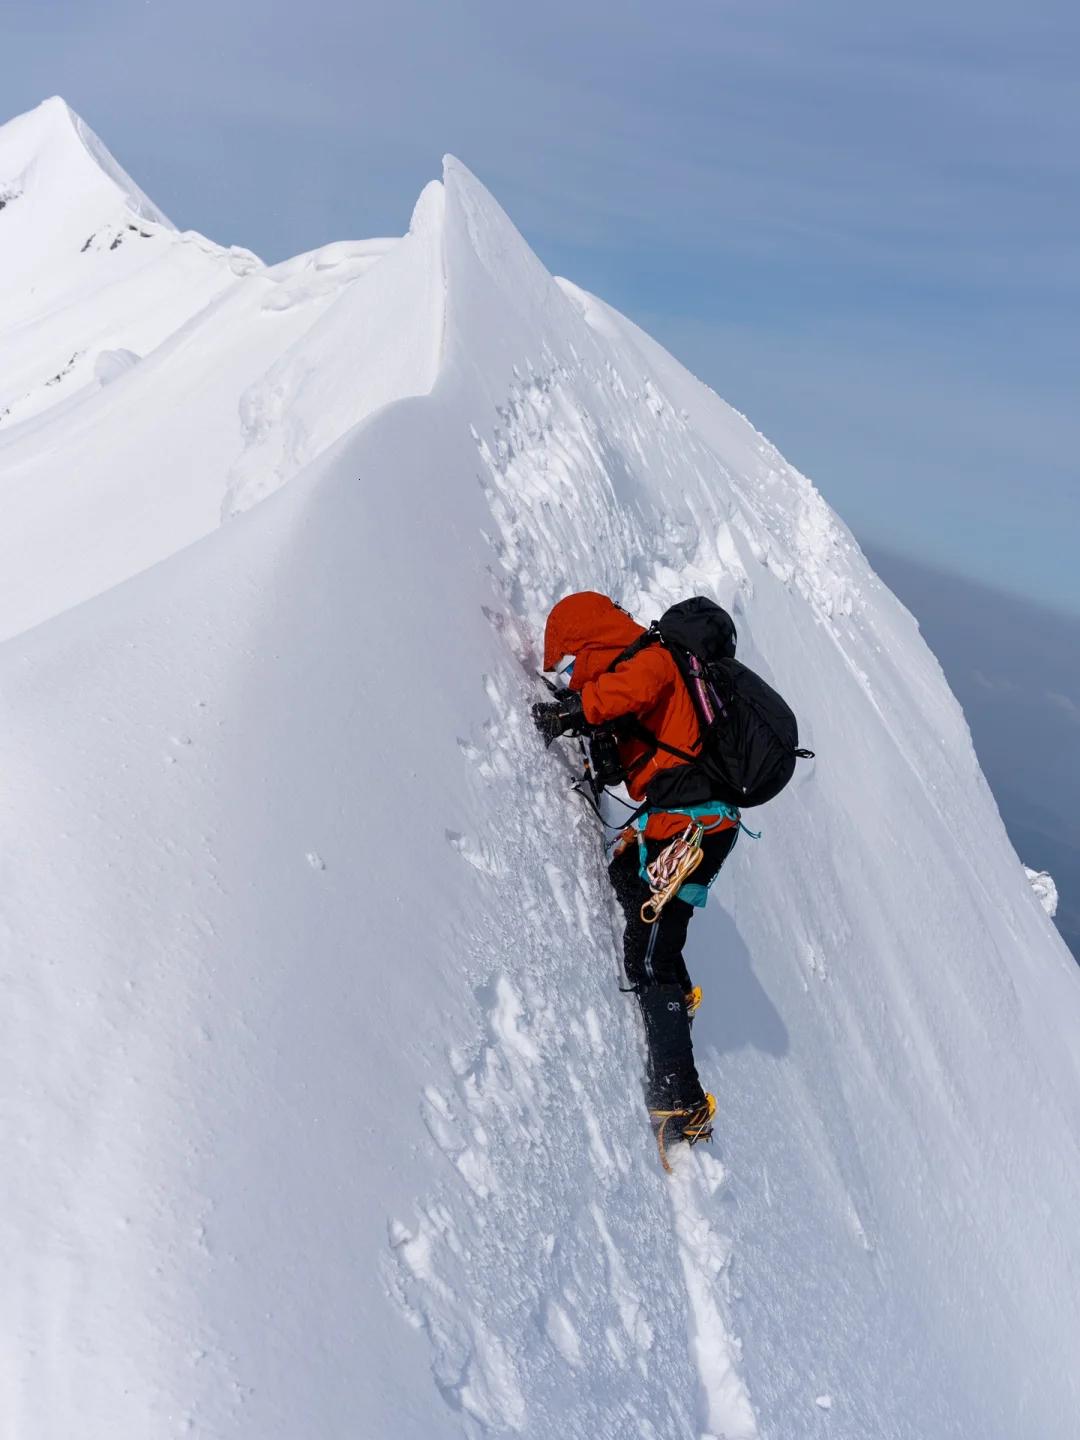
[[1, 94, 176, 228], [0, 101, 442, 640], [0, 95, 193, 314], [0, 98, 261, 441], [3, 102, 1080, 1440]]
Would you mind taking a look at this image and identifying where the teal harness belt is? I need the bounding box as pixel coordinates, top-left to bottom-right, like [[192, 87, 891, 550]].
[[632, 802, 761, 908]]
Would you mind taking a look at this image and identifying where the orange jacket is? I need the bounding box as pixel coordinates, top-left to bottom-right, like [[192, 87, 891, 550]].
[[543, 592, 737, 841]]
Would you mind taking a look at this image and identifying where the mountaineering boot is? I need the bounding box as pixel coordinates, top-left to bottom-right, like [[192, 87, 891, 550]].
[[650, 1092, 716, 1144], [637, 983, 705, 1111], [649, 1093, 717, 1172], [684, 985, 702, 1023], [670, 1092, 716, 1143], [637, 984, 713, 1171]]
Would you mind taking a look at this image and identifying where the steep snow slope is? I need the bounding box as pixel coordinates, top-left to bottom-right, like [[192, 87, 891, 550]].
[[3, 113, 1080, 1440]]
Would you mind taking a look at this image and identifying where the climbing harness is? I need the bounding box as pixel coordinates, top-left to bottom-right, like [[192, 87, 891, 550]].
[[624, 801, 760, 922], [641, 824, 705, 924]]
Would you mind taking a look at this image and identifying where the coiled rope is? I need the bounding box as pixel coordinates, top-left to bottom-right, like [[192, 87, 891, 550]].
[[640, 823, 705, 924]]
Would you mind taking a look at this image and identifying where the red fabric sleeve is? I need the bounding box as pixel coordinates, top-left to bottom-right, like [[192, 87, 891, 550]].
[[579, 647, 673, 725]]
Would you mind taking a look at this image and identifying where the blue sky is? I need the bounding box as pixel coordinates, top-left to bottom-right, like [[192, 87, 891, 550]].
[[8, 0, 1079, 612]]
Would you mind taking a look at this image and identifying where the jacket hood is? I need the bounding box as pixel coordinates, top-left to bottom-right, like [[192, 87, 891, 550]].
[[542, 592, 645, 683]]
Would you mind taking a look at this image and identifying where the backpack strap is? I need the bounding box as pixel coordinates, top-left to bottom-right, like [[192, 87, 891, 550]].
[[631, 726, 700, 764], [602, 623, 703, 768], [606, 622, 662, 673]]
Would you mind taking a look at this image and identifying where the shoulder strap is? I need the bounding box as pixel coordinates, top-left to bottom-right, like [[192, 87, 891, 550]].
[[605, 623, 661, 673], [604, 623, 703, 766]]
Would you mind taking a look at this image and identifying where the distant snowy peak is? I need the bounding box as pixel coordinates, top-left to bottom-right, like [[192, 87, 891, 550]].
[[0, 95, 254, 313], [0, 97, 262, 433], [0, 95, 173, 229], [0, 106, 444, 638]]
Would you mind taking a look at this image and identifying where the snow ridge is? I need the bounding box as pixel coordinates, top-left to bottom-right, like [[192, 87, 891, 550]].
[[2, 106, 1080, 1440], [63, 98, 176, 228], [0, 104, 443, 640]]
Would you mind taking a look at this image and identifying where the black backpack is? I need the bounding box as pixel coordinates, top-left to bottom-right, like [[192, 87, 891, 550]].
[[611, 596, 813, 810]]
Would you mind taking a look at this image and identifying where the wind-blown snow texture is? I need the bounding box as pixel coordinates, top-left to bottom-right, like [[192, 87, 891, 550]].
[[2, 99, 1079, 1440]]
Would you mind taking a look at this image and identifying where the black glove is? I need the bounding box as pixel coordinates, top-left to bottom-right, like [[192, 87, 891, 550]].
[[531, 690, 585, 746]]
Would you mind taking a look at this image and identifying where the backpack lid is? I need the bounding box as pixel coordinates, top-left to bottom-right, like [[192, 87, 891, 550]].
[[657, 596, 737, 662]]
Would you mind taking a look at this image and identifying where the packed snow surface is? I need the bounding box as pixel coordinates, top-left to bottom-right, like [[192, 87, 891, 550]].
[[2, 99, 1080, 1440], [1025, 867, 1059, 919]]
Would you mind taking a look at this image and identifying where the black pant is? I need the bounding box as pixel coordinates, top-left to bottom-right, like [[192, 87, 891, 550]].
[[608, 828, 737, 1109], [608, 828, 737, 991]]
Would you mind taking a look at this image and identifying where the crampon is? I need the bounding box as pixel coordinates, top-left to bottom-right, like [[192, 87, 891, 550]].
[[649, 1093, 716, 1173]]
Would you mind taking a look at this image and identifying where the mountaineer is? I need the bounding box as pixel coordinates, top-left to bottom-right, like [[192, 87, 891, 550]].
[[532, 590, 810, 1167]]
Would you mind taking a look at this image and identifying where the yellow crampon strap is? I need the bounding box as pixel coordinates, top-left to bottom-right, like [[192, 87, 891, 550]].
[[640, 824, 705, 924]]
